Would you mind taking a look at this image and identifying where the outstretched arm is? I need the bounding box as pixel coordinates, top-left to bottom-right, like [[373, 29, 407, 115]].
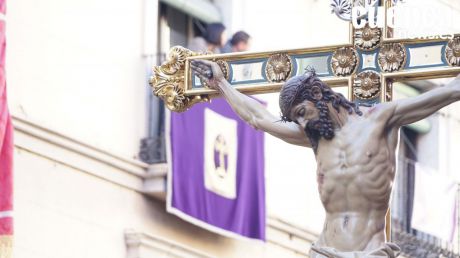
[[386, 74, 460, 128], [191, 60, 311, 147]]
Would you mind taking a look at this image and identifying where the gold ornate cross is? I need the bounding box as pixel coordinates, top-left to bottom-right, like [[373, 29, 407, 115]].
[[149, 0, 460, 240], [150, 0, 460, 113]]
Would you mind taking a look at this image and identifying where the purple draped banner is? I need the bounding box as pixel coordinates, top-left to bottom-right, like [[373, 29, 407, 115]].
[[166, 98, 265, 240]]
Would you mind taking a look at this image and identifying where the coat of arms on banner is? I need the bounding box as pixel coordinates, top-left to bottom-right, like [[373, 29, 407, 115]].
[[204, 108, 238, 199]]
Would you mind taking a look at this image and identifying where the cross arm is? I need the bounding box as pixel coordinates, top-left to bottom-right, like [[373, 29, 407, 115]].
[[150, 45, 352, 112]]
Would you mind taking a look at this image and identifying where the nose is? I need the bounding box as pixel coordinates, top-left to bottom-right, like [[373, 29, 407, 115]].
[[297, 118, 308, 128]]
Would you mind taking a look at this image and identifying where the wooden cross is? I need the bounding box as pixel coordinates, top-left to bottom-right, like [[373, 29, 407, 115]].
[[150, 0, 460, 239]]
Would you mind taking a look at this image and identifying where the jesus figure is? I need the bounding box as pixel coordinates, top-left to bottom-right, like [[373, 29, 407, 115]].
[[191, 59, 460, 258]]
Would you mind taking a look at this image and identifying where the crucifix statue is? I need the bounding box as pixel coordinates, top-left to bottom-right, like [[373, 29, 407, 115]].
[[150, 0, 460, 257]]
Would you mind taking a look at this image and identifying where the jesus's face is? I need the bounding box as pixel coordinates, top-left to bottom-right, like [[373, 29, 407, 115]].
[[290, 100, 320, 128], [289, 99, 336, 148]]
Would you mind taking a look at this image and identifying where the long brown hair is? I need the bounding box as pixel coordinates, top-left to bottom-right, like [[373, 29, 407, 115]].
[[279, 70, 362, 151]]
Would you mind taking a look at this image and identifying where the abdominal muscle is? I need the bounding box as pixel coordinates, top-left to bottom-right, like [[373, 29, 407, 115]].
[[316, 211, 387, 252], [314, 156, 393, 252]]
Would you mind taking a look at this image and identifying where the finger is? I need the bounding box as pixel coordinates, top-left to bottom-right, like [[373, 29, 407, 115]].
[[191, 62, 204, 71], [193, 60, 215, 75], [190, 60, 202, 69], [197, 62, 211, 72], [190, 62, 199, 69], [192, 59, 214, 67], [196, 74, 208, 84], [196, 66, 213, 78], [191, 61, 214, 79], [191, 64, 203, 74], [191, 65, 210, 78], [191, 60, 211, 72]]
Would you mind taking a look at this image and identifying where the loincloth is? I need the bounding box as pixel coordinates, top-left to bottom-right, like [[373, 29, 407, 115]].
[[310, 242, 401, 258]]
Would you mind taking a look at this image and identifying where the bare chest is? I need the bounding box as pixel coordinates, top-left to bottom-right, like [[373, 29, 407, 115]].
[[315, 124, 395, 211], [317, 124, 390, 172]]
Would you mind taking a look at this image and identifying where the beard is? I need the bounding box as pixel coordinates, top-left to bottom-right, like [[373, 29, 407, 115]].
[[303, 101, 335, 152]]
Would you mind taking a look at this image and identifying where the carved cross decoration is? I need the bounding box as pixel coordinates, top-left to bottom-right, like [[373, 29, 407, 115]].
[[150, 0, 460, 113]]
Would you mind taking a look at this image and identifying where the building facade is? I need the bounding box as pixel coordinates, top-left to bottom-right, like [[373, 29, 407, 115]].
[[6, 0, 460, 257]]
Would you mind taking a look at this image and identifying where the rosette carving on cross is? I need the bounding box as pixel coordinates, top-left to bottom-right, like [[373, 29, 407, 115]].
[[353, 70, 381, 100], [378, 43, 407, 72], [446, 36, 460, 67], [265, 53, 293, 83], [355, 24, 382, 51], [331, 47, 358, 76]]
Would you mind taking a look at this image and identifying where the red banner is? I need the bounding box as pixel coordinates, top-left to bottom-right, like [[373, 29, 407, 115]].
[[0, 0, 13, 256]]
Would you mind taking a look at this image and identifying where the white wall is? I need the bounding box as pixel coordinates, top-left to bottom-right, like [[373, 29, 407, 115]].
[[6, 0, 148, 159], [224, 0, 350, 52]]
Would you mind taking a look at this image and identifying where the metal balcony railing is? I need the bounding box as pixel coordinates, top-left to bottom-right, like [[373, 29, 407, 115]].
[[392, 220, 460, 258], [391, 157, 460, 258]]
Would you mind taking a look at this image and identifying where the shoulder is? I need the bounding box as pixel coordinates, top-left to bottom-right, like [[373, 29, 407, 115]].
[[363, 102, 397, 121]]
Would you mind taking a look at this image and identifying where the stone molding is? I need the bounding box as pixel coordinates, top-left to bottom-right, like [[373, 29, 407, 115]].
[[12, 115, 148, 191], [125, 229, 215, 258]]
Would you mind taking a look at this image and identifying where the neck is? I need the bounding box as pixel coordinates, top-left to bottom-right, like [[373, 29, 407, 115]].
[[327, 104, 351, 130]]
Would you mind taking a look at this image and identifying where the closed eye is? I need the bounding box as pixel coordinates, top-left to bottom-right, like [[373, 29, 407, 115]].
[[297, 108, 305, 117]]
